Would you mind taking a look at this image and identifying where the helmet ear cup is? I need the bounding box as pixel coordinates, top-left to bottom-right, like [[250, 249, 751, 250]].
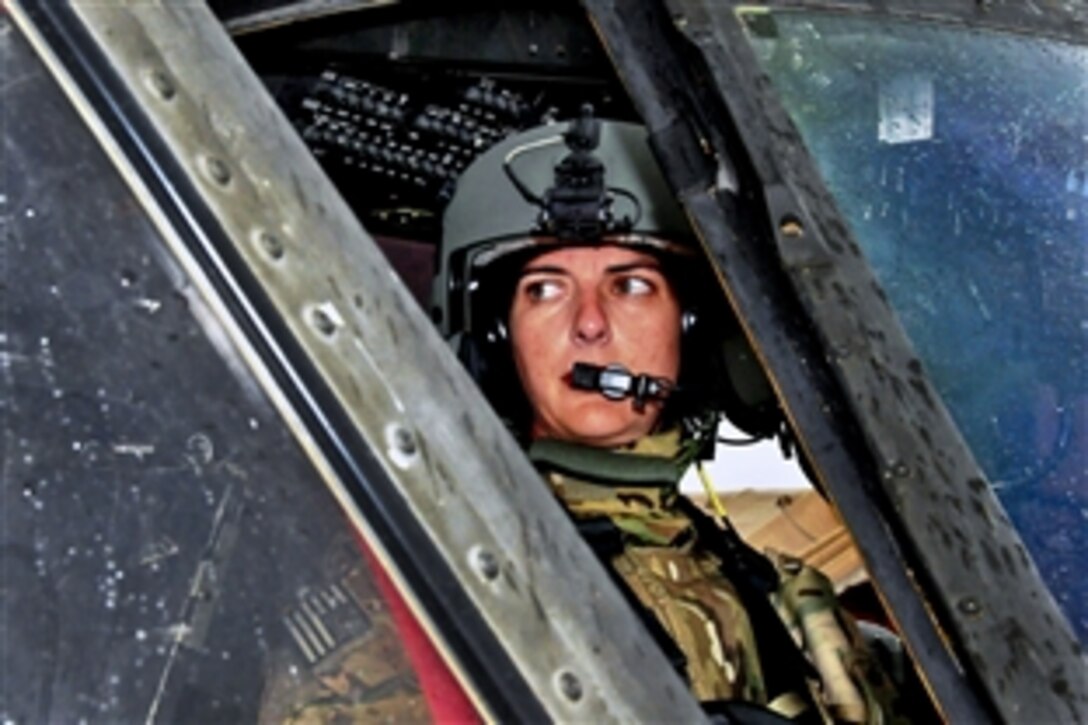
[[458, 322, 531, 437], [489, 318, 509, 343], [681, 309, 697, 335]]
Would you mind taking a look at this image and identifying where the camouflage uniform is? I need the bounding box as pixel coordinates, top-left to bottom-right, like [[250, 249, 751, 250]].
[[531, 433, 904, 723], [774, 559, 904, 724]]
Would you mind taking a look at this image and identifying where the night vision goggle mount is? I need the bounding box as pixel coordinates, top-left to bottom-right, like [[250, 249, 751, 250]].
[[503, 105, 642, 241]]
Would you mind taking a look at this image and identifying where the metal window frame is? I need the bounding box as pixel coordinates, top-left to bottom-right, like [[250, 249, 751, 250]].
[[582, 0, 1088, 721]]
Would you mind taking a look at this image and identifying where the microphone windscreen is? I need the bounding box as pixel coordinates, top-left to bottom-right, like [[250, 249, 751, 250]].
[[570, 362, 601, 391]]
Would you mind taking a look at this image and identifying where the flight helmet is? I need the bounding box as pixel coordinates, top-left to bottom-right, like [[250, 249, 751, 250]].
[[432, 108, 774, 441]]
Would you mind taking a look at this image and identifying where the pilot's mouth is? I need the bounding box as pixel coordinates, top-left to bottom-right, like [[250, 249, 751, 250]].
[[566, 362, 674, 412]]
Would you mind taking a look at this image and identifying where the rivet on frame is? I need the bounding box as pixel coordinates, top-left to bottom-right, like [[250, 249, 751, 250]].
[[555, 670, 584, 703], [201, 155, 232, 187], [469, 546, 500, 583], [958, 597, 983, 617], [384, 423, 420, 470], [145, 68, 176, 101], [883, 460, 912, 480], [393, 426, 416, 456], [309, 307, 336, 337], [253, 229, 285, 261]]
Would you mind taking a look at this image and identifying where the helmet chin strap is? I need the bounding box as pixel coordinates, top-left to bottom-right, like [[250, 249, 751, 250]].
[[568, 362, 675, 413]]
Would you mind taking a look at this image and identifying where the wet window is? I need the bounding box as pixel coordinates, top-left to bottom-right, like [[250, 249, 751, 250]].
[[740, 10, 1088, 641]]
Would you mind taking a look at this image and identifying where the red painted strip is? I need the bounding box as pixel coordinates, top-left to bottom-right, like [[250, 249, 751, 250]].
[[356, 533, 481, 724]]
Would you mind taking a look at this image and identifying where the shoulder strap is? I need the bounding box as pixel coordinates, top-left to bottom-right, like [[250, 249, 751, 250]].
[[676, 497, 820, 710], [571, 515, 691, 677]]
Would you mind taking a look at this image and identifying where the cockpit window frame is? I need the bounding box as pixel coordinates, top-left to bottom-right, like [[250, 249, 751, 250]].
[[583, 0, 1088, 720]]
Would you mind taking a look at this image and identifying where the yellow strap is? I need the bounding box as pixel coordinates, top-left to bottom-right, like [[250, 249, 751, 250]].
[[696, 462, 729, 522]]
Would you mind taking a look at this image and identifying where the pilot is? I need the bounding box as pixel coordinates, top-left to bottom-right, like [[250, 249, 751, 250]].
[[433, 109, 900, 722]]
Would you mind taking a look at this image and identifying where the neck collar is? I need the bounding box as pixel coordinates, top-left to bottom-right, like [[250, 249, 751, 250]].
[[528, 431, 684, 487]]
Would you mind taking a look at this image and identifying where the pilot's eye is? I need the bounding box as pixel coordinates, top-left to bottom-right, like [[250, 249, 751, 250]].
[[523, 278, 564, 302], [612, 275, 654, 297]]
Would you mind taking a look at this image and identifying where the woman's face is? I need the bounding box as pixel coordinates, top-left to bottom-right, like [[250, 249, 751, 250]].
[[508, 245, 682, 447]]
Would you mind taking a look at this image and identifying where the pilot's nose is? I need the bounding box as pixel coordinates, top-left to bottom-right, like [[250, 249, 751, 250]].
[[572, 291, 610, 345]]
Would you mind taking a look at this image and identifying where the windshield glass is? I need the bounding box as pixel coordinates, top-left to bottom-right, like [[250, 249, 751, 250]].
[[1, 21, 448, 722], [739, 10, 1088, 641]]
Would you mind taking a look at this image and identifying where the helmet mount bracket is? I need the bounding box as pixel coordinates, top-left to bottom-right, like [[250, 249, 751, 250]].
[[503, 104, 641, 242]]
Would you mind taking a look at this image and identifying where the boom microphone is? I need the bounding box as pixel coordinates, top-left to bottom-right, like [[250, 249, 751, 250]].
[[569, 362, 675, 412]]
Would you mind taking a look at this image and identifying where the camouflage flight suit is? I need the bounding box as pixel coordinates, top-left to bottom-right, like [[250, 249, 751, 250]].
[[773, 556, 904, 724], [530, 432, 904, 723]]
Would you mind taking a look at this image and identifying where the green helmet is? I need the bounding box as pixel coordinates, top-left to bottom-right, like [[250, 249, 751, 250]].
[[432, 111, 694, 340]]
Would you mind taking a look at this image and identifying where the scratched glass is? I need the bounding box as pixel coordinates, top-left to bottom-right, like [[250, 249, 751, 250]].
[[741, 11, 1088, 641], [0, 23, 427, 723]]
